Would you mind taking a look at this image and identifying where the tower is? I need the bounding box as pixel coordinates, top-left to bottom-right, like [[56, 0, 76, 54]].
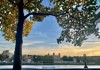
[[58, 53, 60, 57], [48, 53, 49, 56], [53, 52, 55, 56]]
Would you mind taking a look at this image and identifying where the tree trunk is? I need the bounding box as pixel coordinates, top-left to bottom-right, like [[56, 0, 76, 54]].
[[13, 1, 24, 70]]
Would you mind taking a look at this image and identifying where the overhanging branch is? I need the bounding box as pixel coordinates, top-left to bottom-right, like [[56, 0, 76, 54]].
[[24, 0, 32, 6], [24, 11, 69, 19], [8, 0, 18, 5]]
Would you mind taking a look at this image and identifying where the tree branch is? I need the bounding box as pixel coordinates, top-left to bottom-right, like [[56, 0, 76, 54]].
[[24, 0, 31, 6], [8, 0, 18, 5], [93, 12, 100, 23], [24, 0, 34, 8], [24, 11, 69, 19]]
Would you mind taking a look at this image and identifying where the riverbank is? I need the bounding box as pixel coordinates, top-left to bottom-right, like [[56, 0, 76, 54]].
[[0, 63, 100, 65], [0, 68, 100, 70]]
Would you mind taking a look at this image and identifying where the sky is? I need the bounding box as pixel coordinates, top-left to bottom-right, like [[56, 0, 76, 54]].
[[0, 0, 100, 57]]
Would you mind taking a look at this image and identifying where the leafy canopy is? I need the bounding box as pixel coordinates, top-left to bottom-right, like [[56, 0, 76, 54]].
[[0, 0, 99, 46], [51, 0, 99, 46]]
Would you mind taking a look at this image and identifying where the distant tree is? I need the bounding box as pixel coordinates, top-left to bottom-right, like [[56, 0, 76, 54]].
[[9, 58, 13, 62], [0, 54, 9, 61], [0, 0, 99, 70], [62, 56, 73, 61], [62, 56, 68, 61], [33, 55, 42, 63], [42, 56, 54, 64]]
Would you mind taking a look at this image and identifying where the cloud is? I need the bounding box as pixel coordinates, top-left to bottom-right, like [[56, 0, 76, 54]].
[[0, 32, 100, 57], [30, 31, 47, 38], [21, 41, 100, 57], [55, 42, 100, 56], [0, 38, 100, 57], [23, 42, 33, 46], [0, 39, 14, 49], [23, 40, 45, 47], [48, 42, 57, 45]]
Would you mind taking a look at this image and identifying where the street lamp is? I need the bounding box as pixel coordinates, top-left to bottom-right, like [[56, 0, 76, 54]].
[[83, 54, 88, 68]]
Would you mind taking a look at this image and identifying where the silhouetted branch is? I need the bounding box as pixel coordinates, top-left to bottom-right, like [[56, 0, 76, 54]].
[[8, 0, 18, 5], [24, 11, 69, 19], [24, 0, 31, 6]]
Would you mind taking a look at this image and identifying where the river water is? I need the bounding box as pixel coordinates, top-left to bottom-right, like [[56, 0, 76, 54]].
[[0, 65, 100, 69]]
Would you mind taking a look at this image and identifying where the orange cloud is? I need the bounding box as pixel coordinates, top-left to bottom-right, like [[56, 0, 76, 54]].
[[12, 41, 100, 57]]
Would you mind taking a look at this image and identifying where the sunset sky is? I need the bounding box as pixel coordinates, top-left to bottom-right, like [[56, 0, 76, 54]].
[[0, 15, 100, 57], [0, 0, 100, 57]]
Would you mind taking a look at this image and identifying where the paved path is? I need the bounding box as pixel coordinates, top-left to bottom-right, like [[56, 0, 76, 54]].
[[0, 68, 100, 70]]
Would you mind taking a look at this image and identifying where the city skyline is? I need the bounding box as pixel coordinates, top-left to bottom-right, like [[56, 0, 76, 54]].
[[1, 49, 100, 57]]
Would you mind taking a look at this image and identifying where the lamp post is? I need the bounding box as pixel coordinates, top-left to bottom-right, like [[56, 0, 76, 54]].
[[83, 54, 88, 68]]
